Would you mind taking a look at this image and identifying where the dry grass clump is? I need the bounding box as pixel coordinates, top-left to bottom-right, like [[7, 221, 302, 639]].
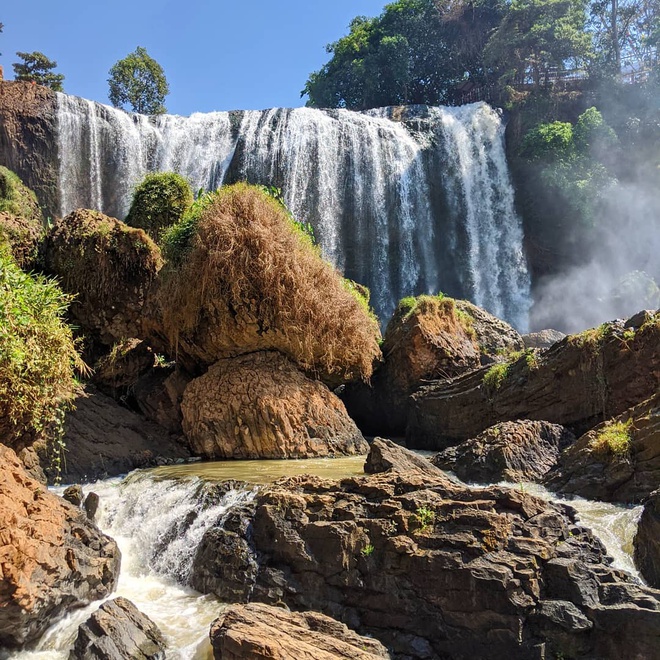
[[0, 245, 81, 450], [158, 183, 381, 385], [45, 209, 163, 342]]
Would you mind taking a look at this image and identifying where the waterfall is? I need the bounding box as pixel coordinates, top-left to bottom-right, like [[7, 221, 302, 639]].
[[55, 94, 530, 330]]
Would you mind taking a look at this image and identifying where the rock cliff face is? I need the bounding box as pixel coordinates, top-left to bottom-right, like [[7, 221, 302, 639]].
[[407, 315, 660, 449], [634, 490, 660, 589], [181, 352, 367, 459], [190, 441, 660, 660], [0, 82, 58, 218], [210, 603, 391, 660], [0, 445, 120, 648]]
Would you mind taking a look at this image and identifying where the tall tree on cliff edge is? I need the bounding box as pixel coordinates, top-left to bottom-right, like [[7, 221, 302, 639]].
[[108, 46, 169, 115], [12, 51, 65, 91]]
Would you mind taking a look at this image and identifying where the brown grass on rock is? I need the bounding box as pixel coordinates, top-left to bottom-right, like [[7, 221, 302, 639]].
[[46, 209, 163, 344], [157, 183, 381, 386]]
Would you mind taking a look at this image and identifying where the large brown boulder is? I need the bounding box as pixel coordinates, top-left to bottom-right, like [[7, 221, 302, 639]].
[[152, 183, 381, 386], [69, 597, 166, 660], [545, 393, 660, 503], [37, 385, 191, 484], [181, 351, 367, 459], [0, 445, 120, 647], [634, 490, 660, 588], [407, 314, 660, 450], [210, 603, 390, 660], [46, 209, 163, 345], [433, 420, 575, 484], [342, 295, 523, 436], [190, 442, 660, 660]]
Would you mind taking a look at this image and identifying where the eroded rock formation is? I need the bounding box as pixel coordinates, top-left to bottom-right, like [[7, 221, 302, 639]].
[[181, 352, 367, 459], [407, 315, 660, 450], [434, 420, 575, 483], [634, 490, 660, 589], [0, 445, 120, 648], [210, 603, 390, 660]]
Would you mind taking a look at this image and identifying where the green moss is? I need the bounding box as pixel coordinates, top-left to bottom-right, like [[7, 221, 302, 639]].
[[343, 278, 378, 326], [590, 419, 633, 458], [0, 166, 43, 223], [125, 172, 193, 241], [0, 247, 80, 444]]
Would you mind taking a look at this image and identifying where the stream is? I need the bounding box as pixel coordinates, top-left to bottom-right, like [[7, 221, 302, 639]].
[[4, 456, 643, 659]]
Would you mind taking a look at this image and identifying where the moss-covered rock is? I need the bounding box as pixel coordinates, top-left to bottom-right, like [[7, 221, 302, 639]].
[[0, 167, 45, 269], [125, 172, 193, 242], [0, 246, 80, 451], [45, 209, 163, 344], [154, 183, 381, 386]]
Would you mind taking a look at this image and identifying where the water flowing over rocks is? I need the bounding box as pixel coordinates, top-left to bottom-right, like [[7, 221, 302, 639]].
[[545, 393, 660, 503], [69, 597, 166, 660], [434, 420, 576, 483], [181, 352, 367, 459], [54, 95, 530, 328], [634, 490, 660, 588], [189, 441, 660, 660], [407, 315, 660, 450], [209, 603, 390, 660], [0, 445, 120, 648]]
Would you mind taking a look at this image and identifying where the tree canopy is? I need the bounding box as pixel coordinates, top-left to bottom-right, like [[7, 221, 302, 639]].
[[108, 46, 169, 115], [12, 51, 65, 91]]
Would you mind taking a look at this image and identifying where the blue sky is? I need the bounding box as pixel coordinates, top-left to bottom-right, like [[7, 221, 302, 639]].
[[0, 1, 387, 115]]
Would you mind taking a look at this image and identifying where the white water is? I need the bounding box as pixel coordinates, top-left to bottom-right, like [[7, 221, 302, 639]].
[[55, 95, 530, 329], [6, 475, 256, 660]]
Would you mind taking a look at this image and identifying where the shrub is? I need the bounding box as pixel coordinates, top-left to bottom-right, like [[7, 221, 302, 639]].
[[0, 246, 80, 449], [590, 419, 633, 458], [483, 362, 510, 390], [125, 172, 193, 241], [158, 182, 381, 385]]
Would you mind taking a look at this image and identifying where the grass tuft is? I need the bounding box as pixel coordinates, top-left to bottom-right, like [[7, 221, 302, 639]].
[[590, 419, 633, 458]]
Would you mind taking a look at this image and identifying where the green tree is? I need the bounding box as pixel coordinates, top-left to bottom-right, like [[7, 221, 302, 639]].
[[484, 0, 592, 87], [108, 46, 169, 115], [12, 51, 65, 91]]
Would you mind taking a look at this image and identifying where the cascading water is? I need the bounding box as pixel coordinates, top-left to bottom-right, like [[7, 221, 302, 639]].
[[55, 94, 530, 329]]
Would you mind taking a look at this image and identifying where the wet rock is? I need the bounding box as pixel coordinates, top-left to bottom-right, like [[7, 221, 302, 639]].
[[45, 209, 163, 345], [195, 443, 660, 660], [545, 393, 660, 503], [364, 437, 445, 479], [0, 445, 120, 648], [433, 420, 575, 483], [210, 602, 390, 659], [634, 490, 660, 588], [343, 296, 522, 436], [63, 484, 84, 507], [522, 329, 565, 349], [181, 351, 367, 459], [84, 492, 100, 521], [38, 385, 190, 484], [69, 597, 166, 660], [407, 315, 660, 450]]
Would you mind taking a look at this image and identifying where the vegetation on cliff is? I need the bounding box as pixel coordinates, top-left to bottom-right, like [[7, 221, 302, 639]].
[[158, 182, 381, 385], [0, 245, 80, 450], [125, 172, 193, 241], [12, 51, 65, 91]]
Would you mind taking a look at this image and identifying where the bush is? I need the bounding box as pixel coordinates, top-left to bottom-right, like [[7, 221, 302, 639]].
[[125, 172, 193, 241], [158, 182, 381, 385], [590, 419, 633, 458], [0, 246, 80, 449]]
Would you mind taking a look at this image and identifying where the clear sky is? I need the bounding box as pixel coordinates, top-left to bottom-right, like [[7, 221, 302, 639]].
[[0, 1, 387, 116]]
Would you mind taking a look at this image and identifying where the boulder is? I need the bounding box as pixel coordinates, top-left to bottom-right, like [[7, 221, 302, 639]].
[[407, 315, 660, 450], [69, 597, 166, 660], [545, 393, 660, 503], [364, 437, 444, 479], [190, 443, 660, 660], [151, 183, 381, 386], [181, 351, 367, 459], [45, 209, 163, 345], [342, 296, 523, 436], [0, 445, 120, 647], [634, 490, 660, 588], [433, 420, 575, 484], [522, 329, 566, 349], [63, 484, 84, 507], [37, 385, 191, 484], [210, 603, 390, 660]]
